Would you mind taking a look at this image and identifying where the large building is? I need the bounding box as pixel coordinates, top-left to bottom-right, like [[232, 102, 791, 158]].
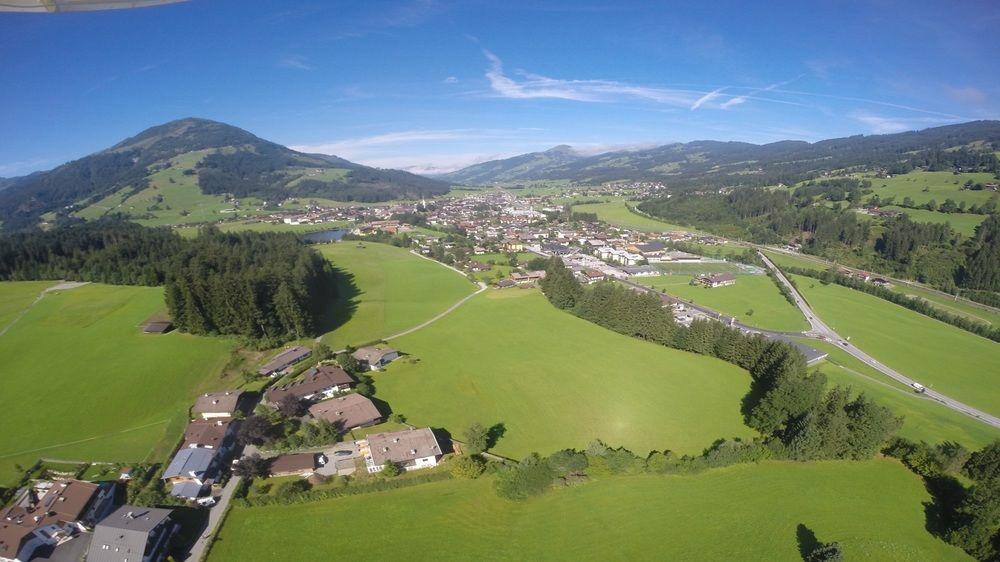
[[257, 345, 312, 377], [86, 506, 175, 562], [191, 391, 243, 420], [362, 428, 442, 474], [264, 365, 354, 405], [308, 393, 382, 431]]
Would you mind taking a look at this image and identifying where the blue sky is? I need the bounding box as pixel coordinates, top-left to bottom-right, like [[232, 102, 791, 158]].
[[1, 0, 998, 176]]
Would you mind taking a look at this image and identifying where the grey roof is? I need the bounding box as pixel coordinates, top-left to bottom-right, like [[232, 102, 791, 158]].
[[170, 481, 205, 499], [87, 506, 171, 562], [368, 428, 441, 467], [162, 448, 217, 480], [351, 346, 397, 365], [192, 391, 242, 415], [258, 346, 312, 375]]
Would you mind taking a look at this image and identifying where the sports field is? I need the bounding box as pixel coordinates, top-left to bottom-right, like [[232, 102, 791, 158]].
[[638, 274, 808, 332], [792, 275, 1000, 417], [865, 170, 998, 208], [375, 289, 755, 458], [571, 199, 692, 232], [0, 282, 234, 485], [210, 459, 963, 561], [316, 242, 477, 349]]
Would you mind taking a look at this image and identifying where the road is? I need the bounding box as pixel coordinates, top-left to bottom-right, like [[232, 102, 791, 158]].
[[184, 475, 241, 562], [758, 251, 1000, 430]]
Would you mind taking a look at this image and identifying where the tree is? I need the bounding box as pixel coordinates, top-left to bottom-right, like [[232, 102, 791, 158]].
[[805, 542, 843, 562], [547, 449, 588, 475], [463, 423, 489, 455], [494, 454, 555, 500], [389, 413, 407, 424], [276, 395, 307, 418], [381, 461, 402, 477], [314, 343, 333, 361], [336, 352, 359, 374], [233, 454, 270, 479], [237, 415, 274, 446], [964, 441, 1000, 483], [450, 456, 486, 479]]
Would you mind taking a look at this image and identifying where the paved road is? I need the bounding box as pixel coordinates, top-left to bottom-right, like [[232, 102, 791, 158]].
[[758, 251, 1000, 430], [184, 475, 241, 562]]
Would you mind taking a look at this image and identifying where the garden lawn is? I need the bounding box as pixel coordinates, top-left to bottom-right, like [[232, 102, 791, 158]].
[[376, 289, 755, 458], [316, 242, 477, 349], [571, 199, 692, 232], [209, 459, 964, 561], [791, 275, 1000, 417], [638, 274, 808, 332], [0, 283, 234, 485]]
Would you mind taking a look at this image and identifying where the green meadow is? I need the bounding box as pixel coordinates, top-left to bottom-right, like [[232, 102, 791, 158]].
[[0, 283, 234, 485], [881, 205, 986, 236], [175, 220, 350, 238], [571, 199, 692, 232], [316, 242, 477, 349], [210, 459, 964, 561], [637, 274, 809, 332], [0, 280, 55, 329], [375, 289, 755, 458], [792, 275, 1000, 417], [865, 170, 998, 208]]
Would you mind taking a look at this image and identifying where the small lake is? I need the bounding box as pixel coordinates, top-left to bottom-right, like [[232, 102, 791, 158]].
[[302, 229, 348, 243]]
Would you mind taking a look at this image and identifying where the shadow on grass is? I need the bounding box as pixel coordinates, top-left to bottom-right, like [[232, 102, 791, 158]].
[[314, 265, 360, 337], [486, 422, 507, 449], [796, 523, 821, 559], [922, 473, 966, 539]]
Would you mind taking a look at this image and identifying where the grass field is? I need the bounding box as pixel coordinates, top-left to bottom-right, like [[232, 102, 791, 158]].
[[0, 283, 234, 485], [210, 459, 964, 561], [762, 250, 828, 272], [791, 275, 1000, 417], [881, 206, 987, 236], [864, 170, 999, 208], [638, 274, 809, 332], [571, 199, 692, 232], [0, 280, 55, 329], [805, 340, 1000, 448], [468, 252, 539, 282], [375, 289, 755, 458], [175, 220, 350, 238], [315, 242, 477, 349]]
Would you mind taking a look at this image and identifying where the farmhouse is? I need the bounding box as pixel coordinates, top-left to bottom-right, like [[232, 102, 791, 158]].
[[352, 346, 400, 370], [264, 365, 354, 405], [510, 271, 546, 286], [362, 428, 442, 474], [86, 505, 175, 562], [192, 391, 243, 420], [578, 269, 606, 284], [268, 453, 327, 478], [308, 393, 382, 431], [161, 448, 218, 500], [0, 480, 114, 562], [258, 345, 312, 377], [181, 419, 236, 450], [696, 273, 737, 288]]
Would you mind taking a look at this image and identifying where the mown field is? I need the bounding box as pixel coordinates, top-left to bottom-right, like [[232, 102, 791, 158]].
[[0, 283, 234, 485], [880, 205, 986, 236], [0, 280, 54, 329], [864, 170, 998, 208], [791, 275, 1000, 417], [375, 289, 755, 458], [316, 242, 477, 349], [804, 340, 1000, 448], [210, 459, 964, 561], [570, 199, 692, 232], [637, 274, 808, 332], [175, 220, 350, 238]]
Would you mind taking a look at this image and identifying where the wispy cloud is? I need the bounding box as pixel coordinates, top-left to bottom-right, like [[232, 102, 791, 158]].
[[943, 85, 987, 105], [851, 112, 960, 134], [720, 78, 801, 109], [0, 156, 52, 177], [690, 87, 725, 110], [278, 55, 313, 71]]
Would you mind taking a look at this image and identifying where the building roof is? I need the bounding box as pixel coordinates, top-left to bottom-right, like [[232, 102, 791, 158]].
[[367, 428, 441, 467], [308, 394, 382, 430], [703, 272, 737, 283], [181, 419, 233, 449], [169, 481, 205, 499], [258, 345, 312, 375], [0, 480, 101, 558], [191, 391, 242, 415], [268, 453, 321, 476], [162, 448, 217, 480], [90, 505, 171, 535], [142, 320, 172, 334], [351, 346, 398, 365], [265, 365, 354, 404]]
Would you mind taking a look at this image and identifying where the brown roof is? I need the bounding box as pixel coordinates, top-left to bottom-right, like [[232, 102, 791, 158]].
[[308, 394, 382, 430], [351, 346, 397, 364], [367, 428, 441, 467], [265, 365, 354, 404], [258, 345, 312, 375], [0, 480, 101, 557], [192, 391, 243, 415], [268, 453, 320, 476], [181, 419, 233, 449]]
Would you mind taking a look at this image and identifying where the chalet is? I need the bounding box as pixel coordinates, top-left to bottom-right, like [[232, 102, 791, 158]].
[[578, 269, 606, 284], [509, 271, 546, 286], [191, 391, 243, 420], [362, 428, 442, 474], [264, 365, 354, 405], [268, 453, 327, 478], [308, 394, 382, 431], [0, 480, 114, 562], [696, 273, 737, 288], [161, 449, 218, 500], [352, 346, 399, 371], [257, 345, 312, 377], [180, 419, 236, 451], [86, 506, 175, 562]]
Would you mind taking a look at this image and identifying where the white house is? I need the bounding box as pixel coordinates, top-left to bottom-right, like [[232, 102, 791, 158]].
[[361, 428, 442, 473]]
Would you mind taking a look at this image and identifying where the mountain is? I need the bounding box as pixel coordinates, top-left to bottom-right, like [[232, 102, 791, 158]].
[[443, 121, 1000, 187], [0, 118, 451, 230], [441, 144, 583, 185]]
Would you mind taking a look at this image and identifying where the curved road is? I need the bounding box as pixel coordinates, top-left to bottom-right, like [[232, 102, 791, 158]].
[[758, 251, 1000, 429]]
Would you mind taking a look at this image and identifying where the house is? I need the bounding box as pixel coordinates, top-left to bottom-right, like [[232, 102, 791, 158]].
[[622, 265, 660, 277], [264, 365, 354, 405], [86, 505, 175, 562], [362, 428, 442, 473], [141, 320, 172, 334], [696, 273, 737, 288], [308, 394, 382, 431], [191, 391, 243, 420], [0, 480, 114, 562], [180, 419, 236, 451], [509, 270, 546, 286], [541, 243, 573, 256], [161, 449, 218, 500], [268, 453, 327, 478], [578, 269, 606, 284], [257, 345, 312, 377], [352, 346, 399, 371]]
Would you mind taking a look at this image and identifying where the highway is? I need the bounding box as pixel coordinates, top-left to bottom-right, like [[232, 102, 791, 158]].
[[758, 251, 1000, 430]]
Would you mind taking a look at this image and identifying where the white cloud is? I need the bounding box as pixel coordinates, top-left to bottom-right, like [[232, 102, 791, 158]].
[[851, 112, 960, 134], [690, 87, 725, 110], [291, 129, 497, 155], [278, 55, 313, 71]]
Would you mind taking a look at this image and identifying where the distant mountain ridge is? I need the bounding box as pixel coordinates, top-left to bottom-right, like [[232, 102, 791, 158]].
[[0, 118, 451, 230], [443, 121, 1000, 187]]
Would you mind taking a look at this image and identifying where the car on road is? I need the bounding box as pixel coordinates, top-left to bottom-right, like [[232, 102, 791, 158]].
[[911, 382, 926, 394]]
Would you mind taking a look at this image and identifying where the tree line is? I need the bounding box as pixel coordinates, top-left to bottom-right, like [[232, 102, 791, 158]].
[[0, 219, 337, 343]]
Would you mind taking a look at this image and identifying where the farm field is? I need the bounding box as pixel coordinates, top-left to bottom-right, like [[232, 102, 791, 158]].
[[571, 199, 692, 232], [881, 205, 986, 236], [791, 274, 1000, 417], [175, 220, 350, 237], [0, 283, 234, 485], [804, 340, 1000, 448], [0, 280, 55, 329], [638, 274, 808, 332], [863, 170, 998, 207], [375, 289, 755, 458], [468, 252, 539, 282], [315, 242, 477, 349], [761, 249, 829, 272], [210, 459, 963, 561]]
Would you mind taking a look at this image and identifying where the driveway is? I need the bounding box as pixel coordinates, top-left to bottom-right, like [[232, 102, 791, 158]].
[[316, 441, 360, 476]]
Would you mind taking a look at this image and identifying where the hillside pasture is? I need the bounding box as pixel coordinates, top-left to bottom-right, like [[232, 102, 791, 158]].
[[0, 283, 234, 485], [865, 170, 998, 208], [210, 459, 964, 561], [881, 205, 986, 236], [571, 199, 692, 232]]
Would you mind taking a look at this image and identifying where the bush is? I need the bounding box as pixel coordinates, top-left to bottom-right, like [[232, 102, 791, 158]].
[[494, 454, 556, 500], [274, 479, 311, 498], [450, 456, 486, 479]]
